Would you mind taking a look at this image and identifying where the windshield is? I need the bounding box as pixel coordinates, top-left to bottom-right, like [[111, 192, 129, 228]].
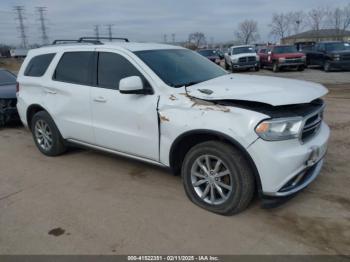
[[232, 46, 255, 54], [0, 70, 16, 86], [198, 50, 217, 57], [325, 42, 350, 51], [273, 46, 298, 54], [134, 49, 227, 88]]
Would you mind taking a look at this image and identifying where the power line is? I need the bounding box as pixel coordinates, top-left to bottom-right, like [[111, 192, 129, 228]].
[[13, 5, 28, 48], [36, 7, 49, 45]]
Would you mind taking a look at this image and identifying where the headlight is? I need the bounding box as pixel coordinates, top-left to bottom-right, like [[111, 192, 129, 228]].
[[256, 55, 260, 61], [278, 57, 286, 63], [231, 58, 238, 63], [332, 54, 340, 61], [255, 117, 303, 141]]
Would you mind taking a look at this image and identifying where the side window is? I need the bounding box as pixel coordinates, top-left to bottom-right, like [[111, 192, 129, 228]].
[[97, 52, 149, 90], [260, 49, 266, 54], [53, 52, 94, 85], [24, 53, 55, 77]]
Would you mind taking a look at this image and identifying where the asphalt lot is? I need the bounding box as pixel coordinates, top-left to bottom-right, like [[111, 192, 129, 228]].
[[0, 67, 350, 255]]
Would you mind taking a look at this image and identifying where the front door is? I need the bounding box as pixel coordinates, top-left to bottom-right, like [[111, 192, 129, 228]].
[[91, 50, 159, 161]]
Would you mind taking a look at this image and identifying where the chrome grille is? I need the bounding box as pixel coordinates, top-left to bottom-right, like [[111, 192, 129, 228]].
[[301, 108, 324, 142], [238, 56, 256, 63]]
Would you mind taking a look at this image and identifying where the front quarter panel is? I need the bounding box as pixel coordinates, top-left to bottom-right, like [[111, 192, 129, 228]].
[[158, 93, 267, 166]]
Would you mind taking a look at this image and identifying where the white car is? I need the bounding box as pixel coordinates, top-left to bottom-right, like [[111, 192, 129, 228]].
[[16, 38, 330, 215], [224, 45, 260, 72]]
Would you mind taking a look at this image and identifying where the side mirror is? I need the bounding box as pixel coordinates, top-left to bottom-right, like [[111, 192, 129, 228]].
[[267, 51, 272, 55], [119, 76, 150, 95]]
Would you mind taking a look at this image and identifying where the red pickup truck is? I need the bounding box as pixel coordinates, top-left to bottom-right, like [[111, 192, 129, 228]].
[[258, 45, 306, 72]]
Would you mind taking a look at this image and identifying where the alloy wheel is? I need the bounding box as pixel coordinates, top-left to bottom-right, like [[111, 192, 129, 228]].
[[190, 154, 233, 205], [34, 119, 53, 151]]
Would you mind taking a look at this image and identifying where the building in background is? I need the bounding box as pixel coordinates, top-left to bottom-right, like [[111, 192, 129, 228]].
[[282, 29, 350, 46]]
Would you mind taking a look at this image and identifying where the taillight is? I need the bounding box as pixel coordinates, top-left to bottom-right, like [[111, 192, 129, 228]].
[[16, 82, 20, 93]]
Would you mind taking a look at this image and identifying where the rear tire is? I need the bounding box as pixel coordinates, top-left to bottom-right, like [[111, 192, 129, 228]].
[[31, 111, 66, 156], [182, 141, 255, 215], [254, 66, 260, 71]]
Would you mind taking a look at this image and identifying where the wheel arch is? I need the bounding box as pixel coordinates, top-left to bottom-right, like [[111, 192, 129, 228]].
[[26, 104, 49, 130], [169, 129, 262, 193]]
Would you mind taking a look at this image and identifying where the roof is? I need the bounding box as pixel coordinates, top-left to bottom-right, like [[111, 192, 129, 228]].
[[283, 29, 350, 40], [230, 45, 254, 48], [38, 41, 184, 52]]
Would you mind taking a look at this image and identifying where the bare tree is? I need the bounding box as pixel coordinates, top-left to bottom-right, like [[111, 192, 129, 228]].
[[188, 32, 206, 49], [308, 7, 327, 31], [269, 13, 291, 39], [327, 4, 350, 32], [288, 11, 307, 34], [235, 20, 259, 44]]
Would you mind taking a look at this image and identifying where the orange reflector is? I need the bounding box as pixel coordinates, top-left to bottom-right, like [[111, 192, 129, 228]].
[[256, 122, 270, 133]]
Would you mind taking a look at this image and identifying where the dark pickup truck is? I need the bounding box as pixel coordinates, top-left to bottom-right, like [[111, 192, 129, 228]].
[[304, 41, 350, 72]]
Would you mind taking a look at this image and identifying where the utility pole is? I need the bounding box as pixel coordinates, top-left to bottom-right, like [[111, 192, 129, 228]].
[[106, 24, 113, 41], [13, 5, 28, 48], [163, 34, 167, 43], [171, 33, 175, 43], [36, 7, 49, 45], [94, 25, 100, 40]]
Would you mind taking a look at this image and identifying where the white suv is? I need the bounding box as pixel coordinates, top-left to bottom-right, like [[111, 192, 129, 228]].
[[17, 38, 330, 215]]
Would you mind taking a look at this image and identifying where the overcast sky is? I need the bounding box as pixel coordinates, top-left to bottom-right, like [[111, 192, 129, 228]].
[[0, 0, 349, 46]]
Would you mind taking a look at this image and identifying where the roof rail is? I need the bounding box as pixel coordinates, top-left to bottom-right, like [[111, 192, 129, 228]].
[[78, 37, 129, 42], [52, 39, 102, 45]]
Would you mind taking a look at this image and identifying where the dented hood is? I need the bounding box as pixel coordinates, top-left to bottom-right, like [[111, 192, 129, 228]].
[[186, 74, 328, 106]]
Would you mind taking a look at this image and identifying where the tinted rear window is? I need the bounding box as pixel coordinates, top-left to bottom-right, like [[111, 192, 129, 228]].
[[98, 52, 149, 89], [0, 70, 16, 85], [53, 52, 94, 85], [24, 53, 55, 77]]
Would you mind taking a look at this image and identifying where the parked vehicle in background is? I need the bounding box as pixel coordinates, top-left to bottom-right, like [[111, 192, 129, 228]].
[[17, 38, 329, 215], [224, 45, 259, 72], [258, 45, 306, 72], [197, 49, 221, 65], [0, 69, 19, 127], [10, 48, 28, 58], [216, 49, 224, 60], [303, 41, 350, 72]]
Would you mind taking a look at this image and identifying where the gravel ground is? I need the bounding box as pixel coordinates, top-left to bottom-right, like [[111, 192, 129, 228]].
[[0, 65, 349, 255]]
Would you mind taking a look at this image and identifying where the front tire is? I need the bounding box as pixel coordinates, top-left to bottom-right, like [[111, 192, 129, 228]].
[[182, 141, 255, 215], [31, 111, 66, 156], [272, 62, 279, 72], [224, 60, 230, 70], [324, 61, 331, 72], [297, 65, 305, 71]]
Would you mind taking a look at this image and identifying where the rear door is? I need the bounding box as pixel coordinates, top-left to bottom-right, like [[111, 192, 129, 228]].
[[90, 49, 159, 160], [45, 50, 95, 143]]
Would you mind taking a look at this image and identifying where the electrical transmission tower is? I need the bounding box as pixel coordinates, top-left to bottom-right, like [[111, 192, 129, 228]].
[[13, 6, 28, 48], [94, 25, 100, 39], [36, 7, 49, 45], [163, 34, 167, 43], [106, 24, 114, 41], [171, 33, 175, 43]]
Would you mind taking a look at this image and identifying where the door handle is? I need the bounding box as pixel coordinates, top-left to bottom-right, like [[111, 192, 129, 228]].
[[93, 97, 107, 103], [44, 88, 57, 94]]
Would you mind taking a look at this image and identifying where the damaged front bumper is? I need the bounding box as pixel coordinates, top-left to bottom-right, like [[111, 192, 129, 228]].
[[247, 122, 330, 206]]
